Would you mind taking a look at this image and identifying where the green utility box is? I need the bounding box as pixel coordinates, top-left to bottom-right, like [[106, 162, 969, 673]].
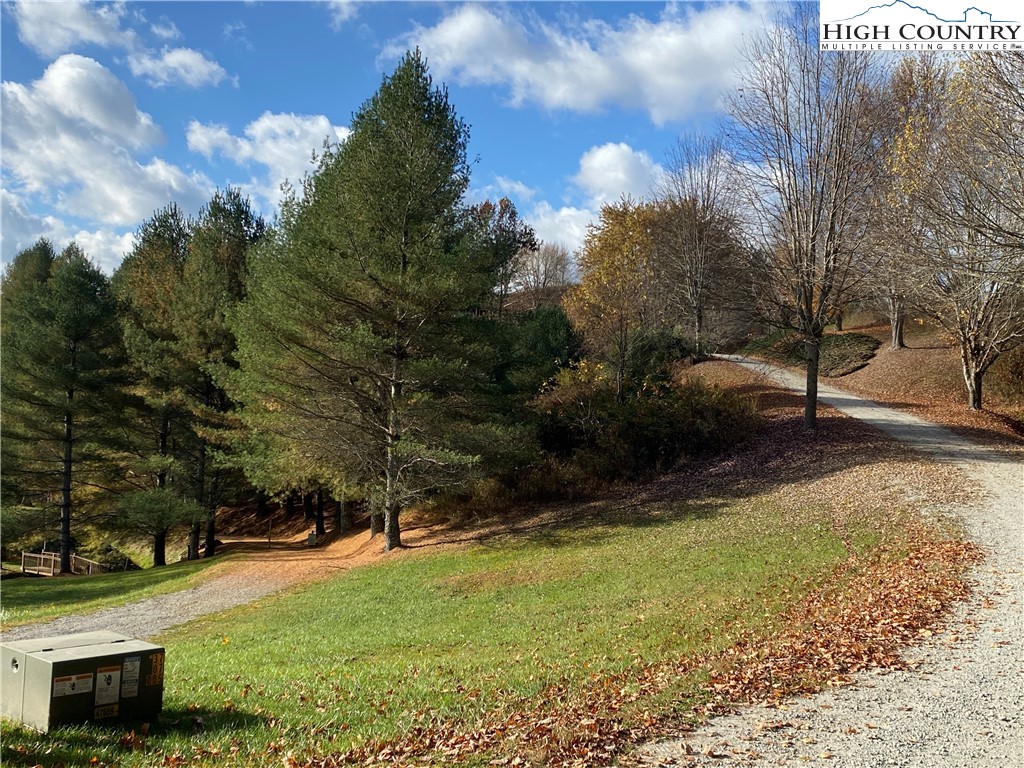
[[1, 631, 165, 733]]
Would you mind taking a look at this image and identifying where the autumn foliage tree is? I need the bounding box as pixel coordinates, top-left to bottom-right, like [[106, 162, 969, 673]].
[[564, 198, 659, 401]]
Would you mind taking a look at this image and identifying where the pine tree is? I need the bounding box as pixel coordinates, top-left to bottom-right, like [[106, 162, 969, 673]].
[[112, 204, 197, 565], [230, 50, 500, 550], [1, 243, 124, 572], [174, 189, 265, 558]]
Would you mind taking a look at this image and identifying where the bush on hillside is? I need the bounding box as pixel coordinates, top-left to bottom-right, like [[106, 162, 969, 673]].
[[534, 360, 758, 483]]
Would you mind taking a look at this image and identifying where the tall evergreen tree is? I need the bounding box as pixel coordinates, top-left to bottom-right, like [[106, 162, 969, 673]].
[[1, 243, 124, 573], [113, 204, 197, 565], [230, 50, 500, 550], [174, 189, 266, 558]]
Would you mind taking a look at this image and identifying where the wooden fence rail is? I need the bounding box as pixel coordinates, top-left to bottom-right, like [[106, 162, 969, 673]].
[[21, 552, 107, 577]]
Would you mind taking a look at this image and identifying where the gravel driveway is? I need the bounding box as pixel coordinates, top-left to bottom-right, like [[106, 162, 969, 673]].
[[0, 566, 293, 643], [631, 357, 1023, 767]]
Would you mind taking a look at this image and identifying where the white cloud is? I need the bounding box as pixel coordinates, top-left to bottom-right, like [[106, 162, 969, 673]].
[[494, 176, 537, 202], [9, 0, 136, 58], [128, 47, 232, 89], [151, 18, 182, 41], [385, 3, 765, 125], [573, 143, 664, 207], [327, 1, 360, 30], [2, 55, 214, 229], [518, 142, 664, 254], [469, 175, 538, 207], [2, 188, 71, 260], [187, 112, 350, 209], [1, 189, 134, 274], [526, 201, 595, 256], [70, 228, 137, 274]]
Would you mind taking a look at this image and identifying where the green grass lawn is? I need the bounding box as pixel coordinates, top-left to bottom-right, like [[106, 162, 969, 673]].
[[0, 558, 223, 627], [1, 492, 905, 768], [742, 330, 881, 377]]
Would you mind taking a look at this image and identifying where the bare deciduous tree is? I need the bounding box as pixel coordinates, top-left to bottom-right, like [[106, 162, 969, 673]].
[[652, 133, 739, 354], [515, 241, 572, 309], [893, 54, 1024, 410], [727, 4, 881, 428]]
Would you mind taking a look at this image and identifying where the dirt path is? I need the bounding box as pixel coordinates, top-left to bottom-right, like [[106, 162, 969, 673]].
[[631, 357, 1023, 767]]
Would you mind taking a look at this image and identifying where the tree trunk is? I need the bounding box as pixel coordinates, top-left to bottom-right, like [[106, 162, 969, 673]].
[[303, 492, 315, 521], [188, 438, 207, 560], [315, 489, 326, 536], [834, 311, 844, 332], [384, 499, 402, 551], [285, 491, 296, 516], [336, 499, 352, 533], [188, 522, 201, 561], [156, 412, 169, 490], [963, 363, 984, 410], [60, 401, 73, 575], [204, 512, 217, 557], [370, 511, 384, 536], [153, 528, 167, 567], [891, 313, 905, 350], [694, 306, 704, 356], [383, 345, 403, 550], [804, 337, 820, 430], [257, 490, 268, 517], [204, 473, 220, 558]]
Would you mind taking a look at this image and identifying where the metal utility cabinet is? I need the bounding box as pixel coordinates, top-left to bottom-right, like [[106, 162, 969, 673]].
[[1, 631, 165, 733]]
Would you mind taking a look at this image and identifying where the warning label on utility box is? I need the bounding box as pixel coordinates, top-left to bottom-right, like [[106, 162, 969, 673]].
[[95, 665, 121, 705], [53, 673, 93, 697], [121, 656, 140, 698]]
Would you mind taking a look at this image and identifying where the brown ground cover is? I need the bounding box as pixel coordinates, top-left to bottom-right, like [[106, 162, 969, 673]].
[[824, 324, 1023, 452]]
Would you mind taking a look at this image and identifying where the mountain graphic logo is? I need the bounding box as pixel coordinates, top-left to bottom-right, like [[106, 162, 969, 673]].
[[829, 1, 1017, 24]]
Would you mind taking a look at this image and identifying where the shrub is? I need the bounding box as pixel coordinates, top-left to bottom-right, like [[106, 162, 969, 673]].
[[534, 362, 758, 482]]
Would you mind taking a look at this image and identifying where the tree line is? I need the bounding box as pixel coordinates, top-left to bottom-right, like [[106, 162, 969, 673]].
[[2, 51, 578, 571], [3, 17, 1022, 572], [569, 10, 1023, 426]]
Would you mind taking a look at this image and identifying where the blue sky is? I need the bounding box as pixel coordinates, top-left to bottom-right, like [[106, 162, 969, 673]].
[[1, 1, 783, 272]]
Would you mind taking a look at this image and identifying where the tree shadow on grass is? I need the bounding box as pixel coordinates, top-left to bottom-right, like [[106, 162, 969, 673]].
[[411, 380, 1006, 555]]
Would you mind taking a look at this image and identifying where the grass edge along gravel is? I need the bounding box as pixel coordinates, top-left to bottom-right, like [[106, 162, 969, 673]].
[[0, 556, 226, 628], [0, 486, 976, 768]]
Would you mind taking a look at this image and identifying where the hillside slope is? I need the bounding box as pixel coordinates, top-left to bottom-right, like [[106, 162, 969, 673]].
[[827, 324, 1023, 448]]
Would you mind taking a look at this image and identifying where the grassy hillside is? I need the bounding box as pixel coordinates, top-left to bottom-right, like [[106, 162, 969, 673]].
[[741, 331, 881, 377], [0, 365, 977, 768]]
